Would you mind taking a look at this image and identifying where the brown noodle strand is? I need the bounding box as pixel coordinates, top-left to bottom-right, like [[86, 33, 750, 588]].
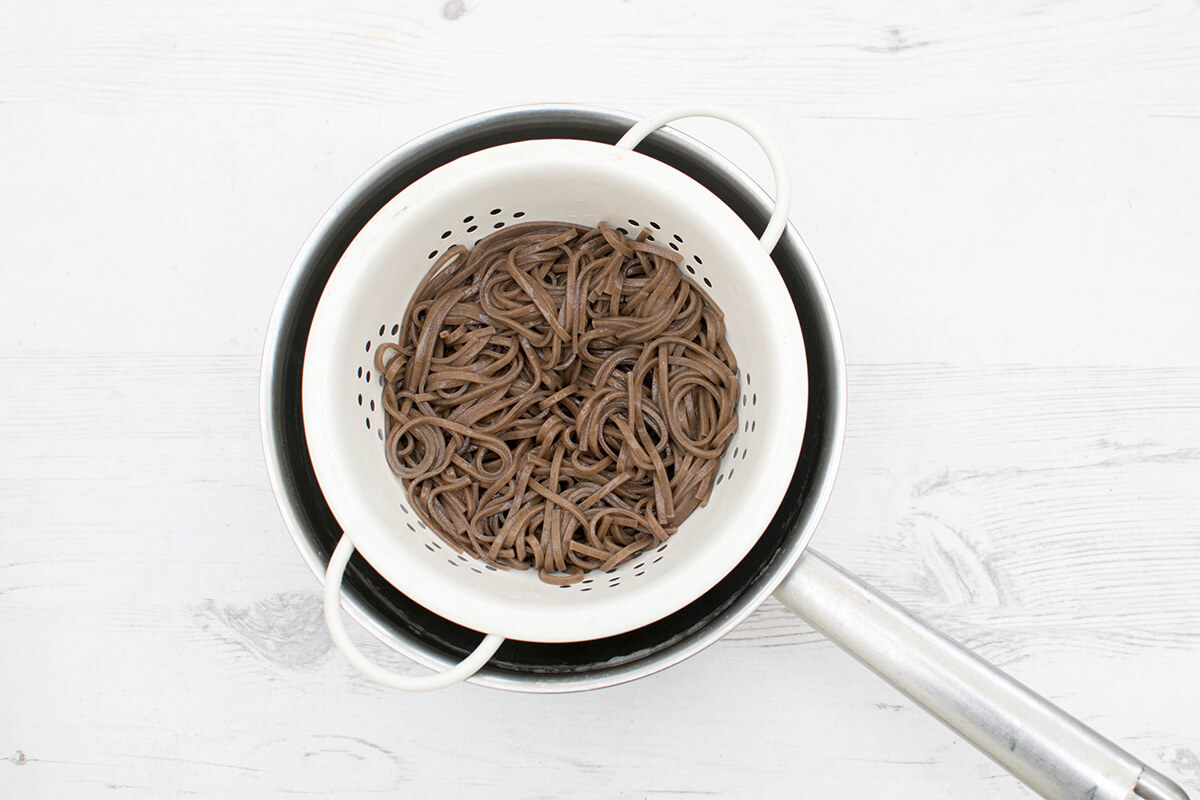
[[378, 221, 739, 584]]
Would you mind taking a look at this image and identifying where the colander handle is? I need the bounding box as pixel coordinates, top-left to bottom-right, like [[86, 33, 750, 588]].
[[615, 107, 792, 253], [774, 549, 1190, 800], [322, 534, 505, 691]]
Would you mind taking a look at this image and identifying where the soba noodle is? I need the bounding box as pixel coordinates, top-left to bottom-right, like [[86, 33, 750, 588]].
[[375, 221, 739, 584]]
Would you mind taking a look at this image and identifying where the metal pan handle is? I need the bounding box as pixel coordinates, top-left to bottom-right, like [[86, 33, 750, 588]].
[[774, 549, 1189, 800]]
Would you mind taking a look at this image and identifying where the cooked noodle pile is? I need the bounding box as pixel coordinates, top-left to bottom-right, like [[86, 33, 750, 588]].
[[375, 221, 739, 584]]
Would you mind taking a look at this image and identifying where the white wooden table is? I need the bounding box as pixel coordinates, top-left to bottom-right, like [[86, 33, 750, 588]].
[[3, 2, 1198, 797]]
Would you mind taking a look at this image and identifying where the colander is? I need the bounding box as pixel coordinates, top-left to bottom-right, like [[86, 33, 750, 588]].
[[267, 106, 1188, 800], [301, 108, 804, 686]]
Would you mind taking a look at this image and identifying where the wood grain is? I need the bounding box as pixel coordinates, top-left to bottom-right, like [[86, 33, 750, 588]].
[[734, 364, 1200, 659], [2, 0, 1199, 797], [2, 354, 1197, 797], [3, 0, 1199, 119]]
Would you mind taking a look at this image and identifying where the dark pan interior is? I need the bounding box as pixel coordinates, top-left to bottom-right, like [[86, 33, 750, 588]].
[[265, 107, 839, 673]]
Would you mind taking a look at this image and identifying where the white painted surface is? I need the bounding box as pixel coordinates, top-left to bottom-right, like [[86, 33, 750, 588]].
[[1, 1, 1197, 798]]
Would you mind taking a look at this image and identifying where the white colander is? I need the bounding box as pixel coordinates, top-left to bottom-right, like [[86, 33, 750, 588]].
[[302, 108, 806, 689]]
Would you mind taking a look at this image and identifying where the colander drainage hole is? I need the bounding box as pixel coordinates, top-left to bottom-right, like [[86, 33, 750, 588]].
[[364, 340, 371, 352], [369, 399, 375, 411], [490, 208, 501, 215], [365, 417, 371, 430], [627, 218, 639, 227], [493, 221, 505, 229], [673, 233, 683, 243], [513, 211, 526, 218], [425, 544, 435, 552], [685, 264, 695, 274], [406, 523, 416, 532], [752, 393, 757, 405], [634, 571, 645, 577], [358, 394, 362, 406], [391, 324, 399, 335], [744, 421, 749, 433], [378, 324, 385, 336], [447, 559, 458, 567], [467, 225, 477, 232], [365, 370, 371, 383], [742, 395, 747, 407], [715, 474, 724, 486], [653, 556, 663, 564], [695, 255, 703, 265], [702, 277, 712, 288], [580, 587, 592, 592], [669, 242, 679, 252], [463, 215, 474, 223], [357, 366, 362, 378], [751, 421, 756, 432], [649, 221, 661, 230], [441, 230, 451, 239], [428, 250, 438, 259], [657, 543, 669, 553]]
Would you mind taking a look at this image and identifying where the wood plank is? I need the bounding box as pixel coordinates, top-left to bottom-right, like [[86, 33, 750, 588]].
[[2, 355, 1196, 797], [2, 0, 1198, 119]]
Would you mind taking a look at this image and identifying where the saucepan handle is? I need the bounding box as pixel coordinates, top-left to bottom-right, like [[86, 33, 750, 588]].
[[323, 534, 504, 690], [773, 549, 1189, 800]]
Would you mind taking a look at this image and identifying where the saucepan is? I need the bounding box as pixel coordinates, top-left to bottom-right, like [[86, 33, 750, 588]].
[[260, 104, 1187, 800]]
